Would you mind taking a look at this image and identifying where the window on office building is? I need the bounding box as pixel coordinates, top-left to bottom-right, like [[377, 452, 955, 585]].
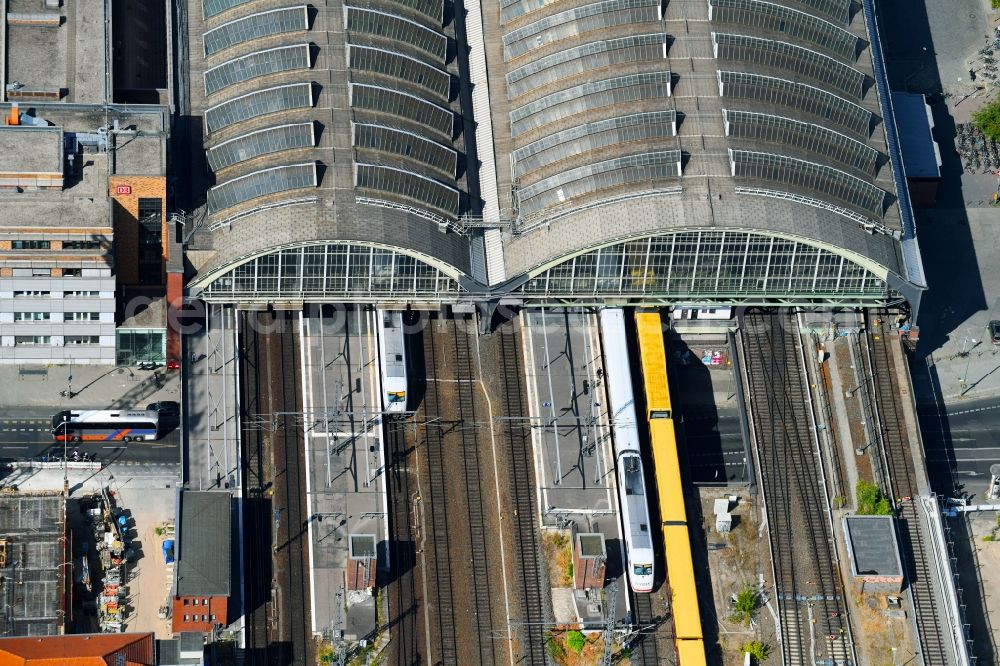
[[138, 198, 163, 284], [14, 312, 49, 321], [11, 240, 50, 250], [13, 291, 49, 298], [62, 268, 82, 277], [62, 240, 103, 251], [15, 267, 53, 277], [14, 336, 50, 345], [64, 312, 100, 321], [64, 290, 100, 298], [64, 336, 100, 345]]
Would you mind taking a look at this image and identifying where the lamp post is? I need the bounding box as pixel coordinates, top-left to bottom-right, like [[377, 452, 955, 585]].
[[61, 415, 69, 499]]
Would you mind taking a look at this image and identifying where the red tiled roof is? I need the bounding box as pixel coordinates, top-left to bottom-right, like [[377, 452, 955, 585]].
[[0, 633, 154, 666]]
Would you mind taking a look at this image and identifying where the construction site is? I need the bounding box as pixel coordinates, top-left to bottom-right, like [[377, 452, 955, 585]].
[[0, 494, 66, 637]]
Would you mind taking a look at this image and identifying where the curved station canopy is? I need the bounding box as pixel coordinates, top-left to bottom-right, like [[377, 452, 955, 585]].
[[185, 0, 925, 311]]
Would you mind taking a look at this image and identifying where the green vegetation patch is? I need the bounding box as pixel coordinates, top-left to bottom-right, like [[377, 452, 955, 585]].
[[974, 96, 1000, 141], [742, 640, 772, 663], [856, 480, 892, 515], [566, 630, 587, 654], [730, 585, 761, 626]]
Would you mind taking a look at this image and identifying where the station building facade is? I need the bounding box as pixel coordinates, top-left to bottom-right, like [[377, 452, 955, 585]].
[[0, 105, 170, 365], [0, 0, 172, 365], [183, 0, 925, 315]]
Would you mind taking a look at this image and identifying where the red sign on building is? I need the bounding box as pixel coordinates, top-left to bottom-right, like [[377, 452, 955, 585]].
[[115, 184, 132, 195]]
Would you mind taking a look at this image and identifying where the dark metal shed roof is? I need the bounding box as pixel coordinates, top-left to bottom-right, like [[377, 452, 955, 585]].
[[176, 491, 231, 597]]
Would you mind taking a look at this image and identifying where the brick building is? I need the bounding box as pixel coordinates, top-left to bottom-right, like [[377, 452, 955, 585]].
[[171, 492, 231, 634]]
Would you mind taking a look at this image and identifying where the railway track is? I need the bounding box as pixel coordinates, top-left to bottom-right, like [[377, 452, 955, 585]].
[[497, 325, 548, 665], [420, 317, 461, 664], [237, 311, 312, 665], [385, 418, 421, 666], [451, 319, 497, 666], [741, 311, 852, 666], [237, 312, 273, 662], [269, 314, 312, 665], [866, 323, 949, 665], [631, 592, 661, 665]]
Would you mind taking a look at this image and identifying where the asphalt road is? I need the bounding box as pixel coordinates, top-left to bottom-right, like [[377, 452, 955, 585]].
[[0, 406, 180, 464], [919, 395, 1000, 496]]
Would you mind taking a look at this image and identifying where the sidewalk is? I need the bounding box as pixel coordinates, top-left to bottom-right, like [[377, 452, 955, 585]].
[[1, 465, 177, 494], [184, 304, 240, 491], [0, 363, 181, 411]]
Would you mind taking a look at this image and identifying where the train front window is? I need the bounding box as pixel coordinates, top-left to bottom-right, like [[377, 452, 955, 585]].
[[51, 411, 72, 431], [634, 564, 653, 576]]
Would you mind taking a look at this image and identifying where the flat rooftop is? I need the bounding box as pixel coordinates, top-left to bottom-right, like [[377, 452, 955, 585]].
[[0, 494, 66, 637], [0, 103, 168, 230], [0, 126, 62, 174], [892, 92, 942, 179], [844, 515, 902, 577], [176, 491, 231, 598], [2, 0, 106, 104]]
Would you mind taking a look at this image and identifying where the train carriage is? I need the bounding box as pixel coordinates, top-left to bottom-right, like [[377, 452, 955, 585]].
[[599, 308, 655, 593], [634, 309, 706, 662], [378, 309, 408, 413], [649, 419, 687, 526], [663, 523, 702, 641]]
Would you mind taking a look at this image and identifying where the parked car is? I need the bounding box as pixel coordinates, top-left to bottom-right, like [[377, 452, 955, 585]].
[[146, 401, 179, 418]]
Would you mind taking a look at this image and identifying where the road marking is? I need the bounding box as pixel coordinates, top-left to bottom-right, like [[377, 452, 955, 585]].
[[1, 446, 28, 450], [933, 403, 1000, 417]]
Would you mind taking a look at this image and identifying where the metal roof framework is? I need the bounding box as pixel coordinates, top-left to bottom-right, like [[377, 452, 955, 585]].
[[207, 162, 318, 213], [207, 122, 316, 171], [513, 111, 676, 177], [712, 32, 866, 98], [517, 150, 682, 218], [514, 229, 893, 306], [506, 33, 667, 98], [502, 0, 661, 60], [708, 0, 858, 60], [346, 6, 447, 60], [729, 149, 887, 216], [349, 82, 453, 137], [785, 0, 851, 24], [354, 162, 459, 216], [204, 43, 312, 96], [205, 82, 314, 134], [352, 122, 457, 177], [203, 6, 309, 56], [194, 241, 463, 302], [723, 109, 878, 176], [718, 70, 871, 137], [348, 44, 450, 100], [203, 0, 254, 20], [365, 0, 444, 25], [510, 71, 671, 137]]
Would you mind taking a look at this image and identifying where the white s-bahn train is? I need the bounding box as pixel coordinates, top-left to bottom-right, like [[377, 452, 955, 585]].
[[599, 308, 655, 593], [378, 309, 408, 413]]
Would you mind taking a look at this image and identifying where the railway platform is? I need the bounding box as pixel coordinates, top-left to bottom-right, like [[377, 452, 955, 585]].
[[183, 302, 239, 491], [519, 309, 631, 624], [299, 306, 389, 645]]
